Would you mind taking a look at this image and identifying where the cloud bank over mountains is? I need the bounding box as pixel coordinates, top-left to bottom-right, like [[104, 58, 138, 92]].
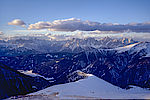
[[8, 18, 150, 33], [28, 18, 150, 33]]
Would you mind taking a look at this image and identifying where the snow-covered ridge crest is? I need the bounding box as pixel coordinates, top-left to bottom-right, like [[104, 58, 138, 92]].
[[77, 71, 93, 77], [115, 42, 140, 53], [116, 42, 150, 57]]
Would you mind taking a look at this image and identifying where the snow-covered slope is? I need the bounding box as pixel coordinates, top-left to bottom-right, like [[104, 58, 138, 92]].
[[115, 42, 139, 53], [18, 70, 54, 81], [21, 74, 150, 99], [116, 42, 150, 57]]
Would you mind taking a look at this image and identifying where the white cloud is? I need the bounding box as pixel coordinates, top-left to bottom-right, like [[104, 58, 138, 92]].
[[0, 31, 4, 35], [45, 33, 52, 36], [45, 33, 70, 40], [8, 19, 26, 27], [28, 18, 150, 33], [28, 22, 51, 30], [28, 18, 100, 31], [142, 21, 150, 25], [128, 22, 138, 26], [89, 30, 121, 34]]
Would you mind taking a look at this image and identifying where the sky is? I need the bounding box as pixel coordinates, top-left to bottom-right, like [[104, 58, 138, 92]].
[[0, 0, 150, 39]]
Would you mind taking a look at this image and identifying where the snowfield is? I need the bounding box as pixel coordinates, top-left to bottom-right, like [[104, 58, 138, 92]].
[[18, 70, 54, 81], [115, 42, 139, 53], [115, 42, 150, 57], [14, 74, 150, 99]]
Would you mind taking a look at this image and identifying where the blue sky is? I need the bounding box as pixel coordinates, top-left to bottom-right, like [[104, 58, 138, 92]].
[[0, 0, 150, 36]]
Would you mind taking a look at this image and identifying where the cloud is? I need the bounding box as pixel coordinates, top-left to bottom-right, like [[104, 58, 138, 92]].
[[28, 22, 51, 30], [8, 19, 26, 27], [28, 18, 100, 31], [28, 18, 150, 33], [89, 30, 121, 34], [45, 33, 70, 40], [0, 31, 4, 35]]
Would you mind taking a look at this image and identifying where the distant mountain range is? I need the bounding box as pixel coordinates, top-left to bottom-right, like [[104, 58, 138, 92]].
[[0, 37, 137, 56]]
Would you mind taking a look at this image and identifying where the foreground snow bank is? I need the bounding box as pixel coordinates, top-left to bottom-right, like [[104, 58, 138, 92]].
[[15, 74, 149, 99]]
